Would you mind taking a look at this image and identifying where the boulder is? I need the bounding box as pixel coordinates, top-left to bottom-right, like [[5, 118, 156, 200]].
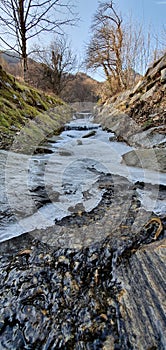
[[122, 148, 166, 172], [128, 126, 166, 148]]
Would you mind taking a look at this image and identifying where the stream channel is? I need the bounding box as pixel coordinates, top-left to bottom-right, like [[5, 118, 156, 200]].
[[0, 113, 166, 246], [0, 113, 166, 349]]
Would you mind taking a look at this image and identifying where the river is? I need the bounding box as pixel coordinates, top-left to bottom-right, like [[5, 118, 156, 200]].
[[0, 114, 166, 245], [0, 113, 166, 350]]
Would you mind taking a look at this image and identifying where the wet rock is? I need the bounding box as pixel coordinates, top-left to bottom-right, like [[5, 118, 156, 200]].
[[117, 238, 166, 350], [65, 121, 99, 131], [29, 185, 52, 208], [34, 146, 54, 154], [58, 149, 74, 157], [0, 112, 166, 349], [76, 139, 82, 145], [29, 185, 61, 209], [82, 130, 96, 138], [0, 209, 165, 349], [0, 169, 165, 350]]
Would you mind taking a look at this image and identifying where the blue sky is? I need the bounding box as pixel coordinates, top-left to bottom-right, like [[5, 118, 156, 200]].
[[68, 0, 166, 80]]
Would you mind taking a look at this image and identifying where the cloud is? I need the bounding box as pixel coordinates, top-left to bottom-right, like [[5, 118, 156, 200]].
[[155, 1, 166, 3]]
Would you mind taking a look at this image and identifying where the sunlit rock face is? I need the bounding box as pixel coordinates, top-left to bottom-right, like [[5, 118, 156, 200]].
[[122, 148, 166, 173], [95, 53, 166, 148], [161, 68, 166, 83]]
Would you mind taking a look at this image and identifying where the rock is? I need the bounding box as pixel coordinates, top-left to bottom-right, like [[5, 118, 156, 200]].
[[0, 173, 165, 349], [117, 238, 166, 350], [34, 146, 54, 154], [140, 84, 157, 101], [128, 126, 166, 148], [77, 139, 83, 145], [95, 53, 166, 135], [82, 130, 96, 138], [146, 53, 166, 80], [95, 109, 142, 142], [161, 68, 166, 83], [58, 149, 74, 156], [122, 148, 166, 172], [0, 209, 165, 349]]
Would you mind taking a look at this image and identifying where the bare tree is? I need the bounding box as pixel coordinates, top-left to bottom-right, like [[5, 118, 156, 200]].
[[0, 0, 78, 78], [31, 36, 77, 95], [153, 25, 166, 60], [121, 20, 152, 87], [85, 1, 124, 92], [86, 1, 163, 95]]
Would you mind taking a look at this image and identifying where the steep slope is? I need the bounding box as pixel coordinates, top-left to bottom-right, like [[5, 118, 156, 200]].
[[95, 54, 166, 172], [0, 66, 73, 149], [96, 53, 166, 130], [95, 53, 166, 147]]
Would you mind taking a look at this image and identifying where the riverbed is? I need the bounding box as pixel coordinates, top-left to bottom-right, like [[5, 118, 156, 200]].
[[0, 114, 166, 350], [0, 114, 166, 245]]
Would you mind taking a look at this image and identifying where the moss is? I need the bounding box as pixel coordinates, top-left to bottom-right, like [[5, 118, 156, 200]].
[[0, 67, 73, 149], [142, 119, 153, 130], [0, 116, 10, 128]]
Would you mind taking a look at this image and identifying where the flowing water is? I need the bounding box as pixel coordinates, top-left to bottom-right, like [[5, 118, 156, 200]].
[[0, 114, 166, 349], [0, 114, 166, 244]]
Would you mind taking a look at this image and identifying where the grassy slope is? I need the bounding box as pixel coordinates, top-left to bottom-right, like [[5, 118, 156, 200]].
[[0, 65, 72, 149]]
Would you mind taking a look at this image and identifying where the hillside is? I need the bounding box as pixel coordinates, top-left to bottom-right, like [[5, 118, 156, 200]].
[[0, 53, 101, 103], [0, 65, 73, 149]]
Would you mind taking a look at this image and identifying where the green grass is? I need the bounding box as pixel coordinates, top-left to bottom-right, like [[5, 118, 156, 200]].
[[142, 119, 153, 130]]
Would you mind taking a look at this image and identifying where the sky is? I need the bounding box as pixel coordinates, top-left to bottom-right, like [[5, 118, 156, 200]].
[[67, 0, 166, 81]]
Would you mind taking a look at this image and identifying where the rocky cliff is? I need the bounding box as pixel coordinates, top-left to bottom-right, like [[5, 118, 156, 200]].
[[95, 53, 166, 172]]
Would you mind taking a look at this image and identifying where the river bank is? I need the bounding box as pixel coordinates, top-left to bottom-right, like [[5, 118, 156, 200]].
[[0, 65, 73, 150], [94, 54, 166, 174]]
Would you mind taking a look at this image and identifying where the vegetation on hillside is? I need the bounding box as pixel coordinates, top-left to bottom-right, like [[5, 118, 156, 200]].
[[0, 65, 64, 132], [0, 65, 73, 150]]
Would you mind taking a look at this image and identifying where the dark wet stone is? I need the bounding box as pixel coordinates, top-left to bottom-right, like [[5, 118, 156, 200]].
[[29, 185, 52, 209], [0, 175, 165, 349], [34, 147, 54, 154], [82, 130, 96, 138]]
